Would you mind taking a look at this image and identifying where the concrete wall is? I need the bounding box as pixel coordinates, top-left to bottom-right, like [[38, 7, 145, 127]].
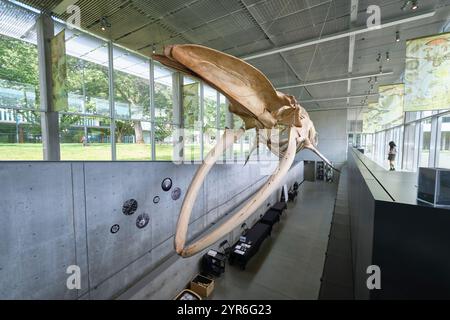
[[0, 160, 303, 300], [296, 109, 348, 167]]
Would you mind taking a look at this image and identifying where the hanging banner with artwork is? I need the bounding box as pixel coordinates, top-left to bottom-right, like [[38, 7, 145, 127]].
[[51, 30, 68, 112], [378, 84, 404, 128], [404, 32, 450, 111], [182, 81, 200, 128], [362, 103, 380, 133]]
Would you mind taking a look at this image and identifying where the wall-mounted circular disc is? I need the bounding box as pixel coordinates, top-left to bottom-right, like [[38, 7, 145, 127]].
[[110, 224, 120, 234], [136, 213, 150, 229], [161, 178, 172, 191], [122, 199, 138, 216], [171, 187, 181, 200]]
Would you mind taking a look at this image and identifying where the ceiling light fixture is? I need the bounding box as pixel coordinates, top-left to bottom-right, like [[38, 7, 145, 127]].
[[376, 53, 381, 62], [100, 17, 111, 31], [396, 31, 401, 42], [386, 52, 390, 61], [401, 0, 419, 11]]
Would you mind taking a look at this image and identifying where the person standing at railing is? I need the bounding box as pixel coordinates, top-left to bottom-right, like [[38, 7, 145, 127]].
[[388, 141, 397, 171]]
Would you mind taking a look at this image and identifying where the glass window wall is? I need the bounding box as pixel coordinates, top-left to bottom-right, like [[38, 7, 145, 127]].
[[0, 1, 41, 160]]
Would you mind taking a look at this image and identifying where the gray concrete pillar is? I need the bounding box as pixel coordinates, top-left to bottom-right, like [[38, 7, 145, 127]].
[[36, 13, 60, 161], [199, 82, 204, 161], [150, 59, 156, 160], [225, 103, 233, 129], [429, 116, 439, 167], [225, 101, 234, 161], [172, 72, 184, 162], [108, 41, 116, 161]]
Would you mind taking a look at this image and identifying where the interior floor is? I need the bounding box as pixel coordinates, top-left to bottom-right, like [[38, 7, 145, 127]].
[[210, 180, 338, 300]]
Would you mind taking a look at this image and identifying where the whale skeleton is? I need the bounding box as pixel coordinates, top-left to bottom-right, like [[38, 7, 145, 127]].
[[153, 44, 338, 257]]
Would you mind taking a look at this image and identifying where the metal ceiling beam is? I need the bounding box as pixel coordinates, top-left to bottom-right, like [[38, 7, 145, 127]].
[[347, 0, 358, 105], [242, 10, 435, 60], [300, 93, 378, 103], [277, 70, 393, 89], [307, 105, 368, 112]]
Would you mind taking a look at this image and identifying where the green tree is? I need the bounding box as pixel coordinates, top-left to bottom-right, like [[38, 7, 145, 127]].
[[114, 69, 150, 143], [183, 82, 200, 129], [154, 82, 174, 142], [0, 35, 39, 86], [0, 35, 39, 143], [114, 120, 134, 143], [203, 96, 217, 142], [0, 35, 86, 142]]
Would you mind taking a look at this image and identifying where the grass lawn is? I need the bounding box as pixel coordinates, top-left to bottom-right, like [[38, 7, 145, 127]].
[[0, 143, 203, 161]]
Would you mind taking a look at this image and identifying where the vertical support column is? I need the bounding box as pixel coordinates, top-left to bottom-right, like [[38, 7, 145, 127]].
[[225, 103, 233, 129], [216, 90, 220, 141], [256, 127, 260, 162], [346, 0, 358, 106], [435, 116, 443, 167], [172, 72, 184, 162], [216, 91, 222, 163], [108, 41, 116, 160], [149, 59, 156, 161], [400, 113, 407, 170], [411, 121, 422, 171], [14, 110, 19, 143], [225, 100, 234, 161], [416, 121, 424, 169], [402, 126, 409, 170], [80, 61, 88, 140], [199, 82, 205, 161], [429, 116, 439, 167], [240, 134, 244, 161], [36, 13, 60, 161]]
